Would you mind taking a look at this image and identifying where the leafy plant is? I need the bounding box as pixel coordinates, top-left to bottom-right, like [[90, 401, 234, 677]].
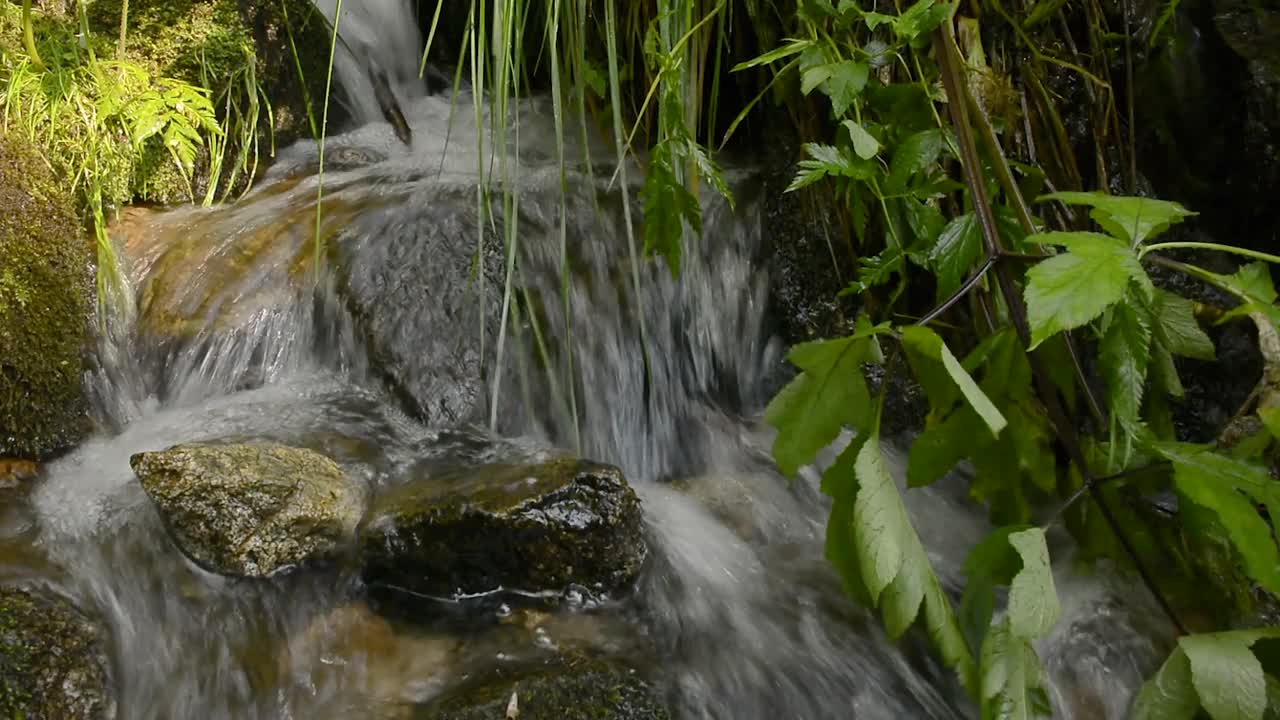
[[752, 2, 1280, 716]]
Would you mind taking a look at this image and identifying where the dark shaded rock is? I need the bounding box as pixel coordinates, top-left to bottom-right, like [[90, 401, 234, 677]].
[[331, 186, 503, 427], [130, 442, 366, 577], [413, 659, 670, 720], [0, 132, 92, 460], [360, 458, 646, 599], [0, 587, 115, 719]]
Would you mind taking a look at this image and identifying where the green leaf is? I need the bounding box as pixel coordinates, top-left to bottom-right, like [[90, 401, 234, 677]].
[[854, 435, 977, 692], [732, 38, 812, 70], [1182, 632, 1268, 720], [765, 335, 877, 477], [1132, 646, 1199, 720], [895, 0, 958, 42], [886, 129, 944, 194], [1152, 289, 1216, 361], [821, 60, 870, 117], [1006, 528, 1059, 640], [902, 326, 1008, 436], [959, 525, 1028, 656], [930, 212, 984, 302], [1260, 407, 1280, 441], [1039, 191, 1196, 245], [1153, 442, 1280, 594], [980, 620, 1052, 720], [1023, 232, 1146, 348], [843, 120, 881, 159], [1099, 298, 1153, 431], [908, 406, 975, 487], [640, 153, 699, 276]]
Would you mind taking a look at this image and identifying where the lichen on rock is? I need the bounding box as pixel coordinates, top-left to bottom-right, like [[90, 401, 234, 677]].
[[130, 442, 366, 578], [0, 586, 116, 720], [359, 458, 647, 600], [0, 132, 93, 460]]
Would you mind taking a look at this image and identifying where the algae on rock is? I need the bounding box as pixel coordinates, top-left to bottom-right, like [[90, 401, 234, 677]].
[[413, 659, 670, 720], [130, 442, 367, 578], [0, 132, 92, 460], [360, 458, 647, 600], [0, 587, 116, 720]]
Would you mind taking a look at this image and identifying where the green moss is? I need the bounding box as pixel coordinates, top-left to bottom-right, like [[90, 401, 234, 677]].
[[0, 132, 92, 460], [0, 587, 113, 719], [414, 659, 671, 720]]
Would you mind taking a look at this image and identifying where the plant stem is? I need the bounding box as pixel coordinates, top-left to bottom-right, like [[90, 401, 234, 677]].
[[1141, 242, 1280, 266], [22, 0, 46, 73], [917, 255, 995, 326], [934, 19, 1188, 637], [118, 0, 129, 56]]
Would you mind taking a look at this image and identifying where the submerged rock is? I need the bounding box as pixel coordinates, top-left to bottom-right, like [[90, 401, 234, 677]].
[[0, 133, 93, 460], [130, 442, 366, 577], [413, 659, 670, 720], [360, 459, 646, 599], [0, 587, 115, 720]]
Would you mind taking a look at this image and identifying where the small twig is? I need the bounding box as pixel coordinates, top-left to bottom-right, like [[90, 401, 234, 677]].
[[1048, 461, 1174, 525], [917, 255, 997, 327]]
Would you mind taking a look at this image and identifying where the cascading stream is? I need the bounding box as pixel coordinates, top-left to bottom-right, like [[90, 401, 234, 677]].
[[3, 3, 1169, 717]]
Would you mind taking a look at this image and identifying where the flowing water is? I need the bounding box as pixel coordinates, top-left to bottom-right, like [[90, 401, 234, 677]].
[[1, 2, 1174, 717]]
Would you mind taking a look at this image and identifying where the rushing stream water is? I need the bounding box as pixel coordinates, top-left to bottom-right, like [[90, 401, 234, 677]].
[[0, 2, 1174, 717]]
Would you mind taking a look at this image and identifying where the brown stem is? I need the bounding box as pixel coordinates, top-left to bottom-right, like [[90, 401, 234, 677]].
[[934, 19, 1188, 637]]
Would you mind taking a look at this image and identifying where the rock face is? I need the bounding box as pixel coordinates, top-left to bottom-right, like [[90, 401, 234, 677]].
[[331, 188, 503, 427], [0, 133, 92, 460], [360, 459, 646, 598], [0, 587, 115, 720], [130, 443, 365, 577], [413, 660, 670, 720]]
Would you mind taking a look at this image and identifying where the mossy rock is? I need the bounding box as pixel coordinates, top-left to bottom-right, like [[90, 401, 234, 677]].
[[0, 587, 116, 719], [413, 659, 670, 720], [0, 133, 92, 460], [130, 442, 367, 578], [359, 458, 647, 600]]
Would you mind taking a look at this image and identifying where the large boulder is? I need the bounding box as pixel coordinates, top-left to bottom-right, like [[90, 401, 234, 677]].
[[413, 659, 670, 720], [0, 587, 115, 719], [130, 442, 366, 577], [330, 185, 504, 427], [360, 458, 646, 599], [0, 133, 93, 460]]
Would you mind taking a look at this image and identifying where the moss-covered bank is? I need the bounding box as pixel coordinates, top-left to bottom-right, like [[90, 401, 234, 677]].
[[0, 132, 92, 460]]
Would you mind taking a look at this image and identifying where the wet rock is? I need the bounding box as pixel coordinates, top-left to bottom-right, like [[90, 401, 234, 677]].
[[0, 459, 38, 490], [130, 442, 366, 578], [413, 659, 670, 720], [360, 458, 646, 599], [330, 186, 504, 427], [0, 133, 93, 460], [0, 587, 115, 720]]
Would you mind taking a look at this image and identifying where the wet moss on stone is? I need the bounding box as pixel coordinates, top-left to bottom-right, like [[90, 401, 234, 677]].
[[0, 587, 115, 719], [0, 132, 92, 460], [413, 659, 670, 720], [360, 459, 647, 599]]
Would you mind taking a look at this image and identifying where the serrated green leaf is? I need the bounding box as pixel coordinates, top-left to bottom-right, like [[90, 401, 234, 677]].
[[1152, 289, 1216, 360], [887, 129, 944, 194], [842, 120, 881, 159], [1153, 442, 1280, 594], [640, 152, 699, 275], [1024, 233, 1145, 348], [822, 60, 870, 116], [1006, 528, 1058, 639], [1182, 632, 1268, 720], [930, 212, 984, 302], [1099, 298, 1153, 431], [766, 336, 876, 477], [1039, 191, 1196, 245], [1132, 646, 1199, 720], [895, 0, 958, 41], [908, 406, 974, 487], [980, 620, 1051, 720], [853, 435, 976, 692], [902, 326, 1008, 436]]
